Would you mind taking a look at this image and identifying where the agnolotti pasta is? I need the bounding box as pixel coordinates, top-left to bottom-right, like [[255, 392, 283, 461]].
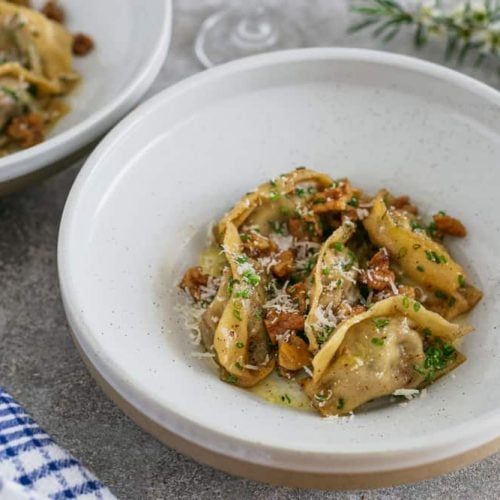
[[0, 0, 93, 155], [179, 168, 482, 416]]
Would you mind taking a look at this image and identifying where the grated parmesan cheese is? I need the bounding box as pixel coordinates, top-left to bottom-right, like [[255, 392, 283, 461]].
[[393, 388, 420, 400]]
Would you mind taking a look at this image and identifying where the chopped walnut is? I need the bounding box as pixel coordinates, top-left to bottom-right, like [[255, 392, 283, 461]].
[[41, 1, 65, 23], [6, 113, 44, 149], [288, 282, 308, 314], [242, 231, 277, 257], [73, 33, 94, 56], [287, 215, 322, 242], [180, 266, 209, 301], [391, 195, 418, 215], [433, 214, 466, 238], [271, 250, 294, 279], [312, 181, 353, 214], [278, 335, 311, 371], [358, 248, 396, 292], [264, 309, 305, 344]]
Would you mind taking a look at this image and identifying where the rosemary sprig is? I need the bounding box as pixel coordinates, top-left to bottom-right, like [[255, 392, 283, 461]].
[[350, 1, 500, 66]]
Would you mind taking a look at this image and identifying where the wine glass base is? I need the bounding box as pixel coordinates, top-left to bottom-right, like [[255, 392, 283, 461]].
[[195, 8, 304, 68]]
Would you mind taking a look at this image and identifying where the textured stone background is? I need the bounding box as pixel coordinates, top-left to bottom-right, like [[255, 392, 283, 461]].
[[0, 1, 499, 498]]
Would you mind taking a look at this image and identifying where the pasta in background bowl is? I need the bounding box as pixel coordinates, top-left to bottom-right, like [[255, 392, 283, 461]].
[[58, 49, 500, 488], [0, 0, 172, 193]]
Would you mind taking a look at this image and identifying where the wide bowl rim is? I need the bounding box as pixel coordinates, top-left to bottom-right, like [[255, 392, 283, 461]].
[[58, 47, 500, 475], [0, 0, 173, 183]]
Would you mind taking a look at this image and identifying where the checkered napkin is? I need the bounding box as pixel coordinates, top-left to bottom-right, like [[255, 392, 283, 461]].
[[0, 388, 115, 499]]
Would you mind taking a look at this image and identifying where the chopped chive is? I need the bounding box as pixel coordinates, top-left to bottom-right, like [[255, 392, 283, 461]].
[[413, 302, 421, 312], [225, 374, 238, 384], [347, 196, 359, 207], [458, 274, 466, 288], [373, 318, 390, 329], [236, 341, 244, 348], [402, 296, 410, 308]]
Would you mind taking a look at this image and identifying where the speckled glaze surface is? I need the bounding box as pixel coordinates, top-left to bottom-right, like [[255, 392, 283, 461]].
[[58, 48, 500, 484], [2, 1, 499, 497]]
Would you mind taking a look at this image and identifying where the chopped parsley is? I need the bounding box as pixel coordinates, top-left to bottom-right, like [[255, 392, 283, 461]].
[[236, 341, 245, 348], [413, 301, 421, 312], [416, 264, 425, 272], [240, 233, 250, 242], [331, 242, 344, 251], [373, 318, 390, 329], [1, 86, 19, 102], [448, 296, 456, 308], [423, 327, 432, 337], [235, 254, 248, 264], [234, 361, 243, 370], [414, 338, 456, 382], [427, 221, 438, 237], [225, 374, 238, 384], [232, 301, 243, 321], [317, 326, 334, 345], [347, 196, 359, 207], [295, 187, 306, 197], [235, 289, 250, 299], [425, 250, 447, 264], [268, 220, 285, 235], [435, 290, 448, 300], [269, 191, 281, 201], [242, 269, 260, 287], [279, 206, 290, 216], [371, 337, 385, 346], [227, 277, 238, 295], [410, 220, 423, 231], [321, 267, 330, 275]]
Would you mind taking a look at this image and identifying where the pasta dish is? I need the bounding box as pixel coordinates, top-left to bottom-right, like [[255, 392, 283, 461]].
[[0, 0, 93, 156], [180, 168, 482, 416]]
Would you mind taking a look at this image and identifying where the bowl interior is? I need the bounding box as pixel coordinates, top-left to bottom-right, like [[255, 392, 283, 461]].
[[60, 51, 500, 471]]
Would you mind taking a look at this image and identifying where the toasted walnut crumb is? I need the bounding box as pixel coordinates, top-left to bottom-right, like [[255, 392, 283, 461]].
[[264, 309, 305, 344], [358, 248, 396, 292], [180, 266, 209, 301], [433, 214, 466, 237], [278, 335, 311, 371], [6, 113, 44, 148], [73, 33, 94, 56], [41, 1, 65, 23], [271, 250, 294, 279], [392, 195, 418, 214]]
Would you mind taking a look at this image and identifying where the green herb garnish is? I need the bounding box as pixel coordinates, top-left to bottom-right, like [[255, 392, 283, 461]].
[[416, 264, 425, 272], [373, 318, 390, 329], [371, 337, 385, 346]]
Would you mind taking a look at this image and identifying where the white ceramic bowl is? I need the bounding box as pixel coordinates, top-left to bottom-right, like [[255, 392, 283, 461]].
[[0, 0, 172, 189], [58, 49, 500, 488]]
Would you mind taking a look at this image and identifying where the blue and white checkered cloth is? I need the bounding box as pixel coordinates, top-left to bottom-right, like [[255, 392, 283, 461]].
[[0, 388, 115, 499]]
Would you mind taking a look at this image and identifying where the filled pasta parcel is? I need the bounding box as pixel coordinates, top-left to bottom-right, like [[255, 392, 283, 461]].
[[179, 167, 482, 417]]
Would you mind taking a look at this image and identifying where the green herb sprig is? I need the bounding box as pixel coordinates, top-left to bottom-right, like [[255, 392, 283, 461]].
[[350, 1, 500, 67]]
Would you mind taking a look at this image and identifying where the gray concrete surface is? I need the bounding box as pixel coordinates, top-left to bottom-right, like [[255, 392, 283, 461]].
[[0, 1, 499, 498]]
